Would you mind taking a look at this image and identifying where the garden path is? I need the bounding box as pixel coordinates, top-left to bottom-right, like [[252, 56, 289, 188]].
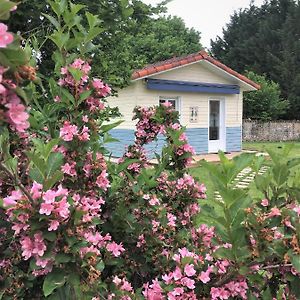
[[214, 165, 269, 201]]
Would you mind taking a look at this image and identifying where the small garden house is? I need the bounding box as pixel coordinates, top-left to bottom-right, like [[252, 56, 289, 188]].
[[107, 50, 259, 157]]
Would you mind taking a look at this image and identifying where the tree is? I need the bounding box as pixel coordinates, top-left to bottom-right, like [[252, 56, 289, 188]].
[[211, 0, 300, 119], [8, 0, 202, 87], [243, 71, 289, 121]]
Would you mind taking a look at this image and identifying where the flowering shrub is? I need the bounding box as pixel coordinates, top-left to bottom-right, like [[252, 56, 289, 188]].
[[1, 1, 300, 299]]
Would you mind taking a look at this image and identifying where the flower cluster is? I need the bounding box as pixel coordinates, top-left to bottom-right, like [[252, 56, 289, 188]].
[[0, 23, 13, 48], [3, 179, 124, 279], [0, 67, 29, 133], [118, 144, 149, 174]]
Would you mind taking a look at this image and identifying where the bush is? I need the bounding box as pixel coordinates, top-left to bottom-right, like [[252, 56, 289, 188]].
[[243, 71, 289, 121], [1, 1, 300, 299]]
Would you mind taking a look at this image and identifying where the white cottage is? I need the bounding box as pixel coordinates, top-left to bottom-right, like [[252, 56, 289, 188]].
[[107, 50, 259, 157]]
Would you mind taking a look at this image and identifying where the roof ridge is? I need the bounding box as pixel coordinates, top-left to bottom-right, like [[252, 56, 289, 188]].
[[131, 50, 260, 90]]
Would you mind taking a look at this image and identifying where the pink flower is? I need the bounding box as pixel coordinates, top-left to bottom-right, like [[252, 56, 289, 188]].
[[5, 95, 29, 132], [55, 198, 70, 219], [149, 195, 160, 206], [181, 277, 195, 289], [199, 270, 211, 283], [113, 276, 122, 286], [30, 181, 43, 200], [184, 264, 196, 277], [162, 273, 173, 284], [121, 279, 133, 292], [261, 199, 269, 207], [32, 232, 47, 257], [20, 236, 34, 260], [78, 125, 90, 141], [167, 213, 176, 227], [59, 121, 78, 141], [54, 96, 61, 102], [48, 220, 59, 231], [293, 206, 300, 216], [106, 242, 125, 257], [0, 23, 14, 48], [42, 190, 57, 204], [3, 189, 23, 207], [92, 78, 105, 89], [39, 202, 54, 216], [82, 115, 88, 122], [172, 267, 182, 280], [61, 162, 77, 177], [96, 170, 110, 190], [268, 207, 281, 217]]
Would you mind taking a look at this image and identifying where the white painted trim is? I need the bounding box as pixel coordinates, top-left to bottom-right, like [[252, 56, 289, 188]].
[[208, 97, 226, 153]]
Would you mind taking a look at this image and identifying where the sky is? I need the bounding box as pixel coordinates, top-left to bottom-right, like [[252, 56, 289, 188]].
[[142, 0, 265, 48]]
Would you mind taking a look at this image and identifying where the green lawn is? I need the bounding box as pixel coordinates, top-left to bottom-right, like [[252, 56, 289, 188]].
[[243, 141, 300, 157]]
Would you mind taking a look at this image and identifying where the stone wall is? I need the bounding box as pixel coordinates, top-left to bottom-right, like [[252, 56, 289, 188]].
[[243, 120, 300, 141]]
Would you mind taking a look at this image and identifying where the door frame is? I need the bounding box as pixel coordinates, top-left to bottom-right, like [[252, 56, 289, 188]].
[[208, 97, 226, 153]]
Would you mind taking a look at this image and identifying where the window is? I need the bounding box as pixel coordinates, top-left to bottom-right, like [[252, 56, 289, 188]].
[[159, 97, 179, 111]]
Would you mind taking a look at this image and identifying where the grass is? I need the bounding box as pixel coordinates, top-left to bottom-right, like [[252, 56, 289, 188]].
[[243, 141, 300, 157]]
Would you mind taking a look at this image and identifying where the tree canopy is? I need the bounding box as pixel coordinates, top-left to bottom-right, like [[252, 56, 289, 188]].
[[211, 0, 300, 120], [243, 71, 289, 121], [8, 0, 202, 87]]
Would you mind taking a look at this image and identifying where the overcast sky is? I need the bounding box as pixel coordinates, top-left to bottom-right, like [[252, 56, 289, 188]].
[[142, 0, 265, 48]]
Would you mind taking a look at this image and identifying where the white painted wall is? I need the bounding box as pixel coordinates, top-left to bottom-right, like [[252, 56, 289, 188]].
[[107, 62, 243, 129]]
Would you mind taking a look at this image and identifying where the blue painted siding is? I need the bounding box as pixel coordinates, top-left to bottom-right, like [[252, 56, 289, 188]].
[[226, 127, 242, 152], [106, 129, 135, 157], [107, 128, 209, 157], [147, 79, 240, 94], [185, 128, 208, 154]]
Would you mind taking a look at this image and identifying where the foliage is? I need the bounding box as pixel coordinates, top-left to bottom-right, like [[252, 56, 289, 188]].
[[243, 71, 289, 121], [199, 148, 300, 298], [8, 0, 202, 88], [1, 1, 300, 299], [211, 0, 300, 120]]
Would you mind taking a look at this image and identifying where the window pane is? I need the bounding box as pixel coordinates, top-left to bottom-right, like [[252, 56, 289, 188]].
[[209, 101, 220, 140]]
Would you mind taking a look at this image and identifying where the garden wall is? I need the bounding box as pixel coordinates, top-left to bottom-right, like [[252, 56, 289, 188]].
[[243, 120, 300, 141]]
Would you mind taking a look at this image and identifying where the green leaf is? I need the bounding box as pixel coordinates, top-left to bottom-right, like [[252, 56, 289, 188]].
[[69, 3, 86, 15], [100, 120, 124, 133], [44, 232, 57, 242], [290, 253, 300, 273], [60, 88, 75, 105], [43, 270, 66, 297], [42, 13, 61, 30], [262, 287, 273, 300], [68, 67, 83, 82], [44, 170, 64, 190], [96, 261, 105, 271], [86, 27, 104, 42], [14, 87, 29, 104], [0, 0, 16, 20], [0, 48, 29, 66], [85, 12, 100, 28], [79, 89, 92, 103], [44, 139, 60, 160], [55, 254, 71, 263], [27, 152, 47, 180], [50, 31, 70, 50], [46, 152, 64, 178]]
